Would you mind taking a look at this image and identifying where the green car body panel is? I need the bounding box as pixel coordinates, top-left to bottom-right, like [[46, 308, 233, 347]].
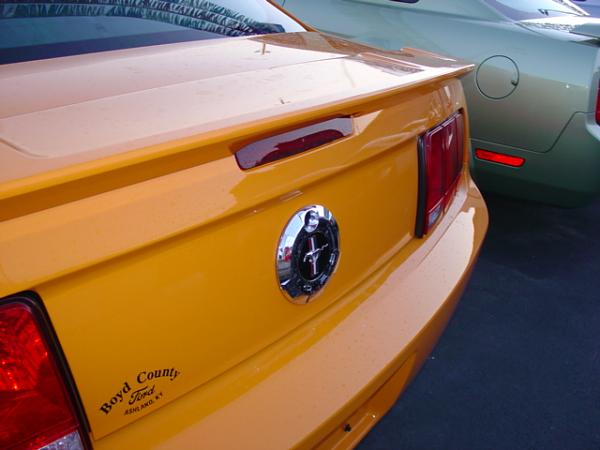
[[279, 0, 600, 206]]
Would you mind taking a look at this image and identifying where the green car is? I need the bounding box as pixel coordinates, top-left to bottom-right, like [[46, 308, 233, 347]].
[[279, 0, 600, 206]]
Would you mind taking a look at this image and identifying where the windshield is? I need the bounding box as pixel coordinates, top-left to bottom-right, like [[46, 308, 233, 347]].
[[485, 0, 587, 20], [0, 0, 305, 64]]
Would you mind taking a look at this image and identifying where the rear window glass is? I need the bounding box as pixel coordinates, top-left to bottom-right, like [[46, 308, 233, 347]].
[[485, 0, 587, 20], [0, 0, 305, 64]]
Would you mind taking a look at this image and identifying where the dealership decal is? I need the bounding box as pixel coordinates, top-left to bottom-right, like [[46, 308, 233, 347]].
[[99, 367, 180, 416]]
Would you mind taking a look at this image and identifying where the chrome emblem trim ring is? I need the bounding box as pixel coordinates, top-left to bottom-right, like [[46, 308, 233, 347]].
[[276, 205, 340, 304]]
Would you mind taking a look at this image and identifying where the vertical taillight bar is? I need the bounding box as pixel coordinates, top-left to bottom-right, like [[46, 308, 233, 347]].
[[596, 81, 600, 125], [415, 111, 465, 237], [0, 294, 89, 450]]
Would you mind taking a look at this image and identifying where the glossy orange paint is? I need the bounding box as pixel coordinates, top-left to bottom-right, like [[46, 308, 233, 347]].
[[0, 31, 486, 449]]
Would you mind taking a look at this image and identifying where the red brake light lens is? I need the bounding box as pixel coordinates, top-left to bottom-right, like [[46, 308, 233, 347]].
[[475, 149, 525, 168], [416, 111, 465, 237], [596, 82, 600, 125], [235, 117, 353, 170], [0, 300, 84, 450]]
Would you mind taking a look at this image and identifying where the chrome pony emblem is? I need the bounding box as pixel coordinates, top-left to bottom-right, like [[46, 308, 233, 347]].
[[276, 205, 340, 304]]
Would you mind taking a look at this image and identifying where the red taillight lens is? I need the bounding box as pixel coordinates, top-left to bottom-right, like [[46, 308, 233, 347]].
[[596, 82, 600, 125], [475, 149, 525, 168], [416, 111, 465, 237], [0, 300, 85, 450], [235, 117, 353, 170]]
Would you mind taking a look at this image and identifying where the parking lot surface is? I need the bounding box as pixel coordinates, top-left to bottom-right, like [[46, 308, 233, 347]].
[[360, 195, 600, 450]]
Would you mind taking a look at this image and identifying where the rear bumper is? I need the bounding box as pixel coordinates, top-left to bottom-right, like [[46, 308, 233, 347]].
[[93, 174, 488, 450], [471, 112, 600, 207]]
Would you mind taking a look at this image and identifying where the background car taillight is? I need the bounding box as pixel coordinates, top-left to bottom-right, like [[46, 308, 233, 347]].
[[0, 297, 88, 450], [416, 111, 465, 237], [474, 148, 525, 167], [596, 81, 600, 125]]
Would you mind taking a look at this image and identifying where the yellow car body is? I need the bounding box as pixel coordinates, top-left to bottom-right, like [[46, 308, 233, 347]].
[[0, 8, 487, 449]]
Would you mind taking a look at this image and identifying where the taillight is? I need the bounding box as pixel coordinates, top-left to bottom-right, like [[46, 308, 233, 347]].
[[235, 117, 353, 170], [416, 111, 465, 237], [0, 298, 87, 450], [596, 81, 600, 125]]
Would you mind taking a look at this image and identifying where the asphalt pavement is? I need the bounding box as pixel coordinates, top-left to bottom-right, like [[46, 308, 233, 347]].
[[360, 194, 600, 450]]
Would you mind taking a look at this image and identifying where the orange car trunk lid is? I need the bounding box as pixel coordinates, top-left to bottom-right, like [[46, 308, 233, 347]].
[[0, 33, 471, 439]]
